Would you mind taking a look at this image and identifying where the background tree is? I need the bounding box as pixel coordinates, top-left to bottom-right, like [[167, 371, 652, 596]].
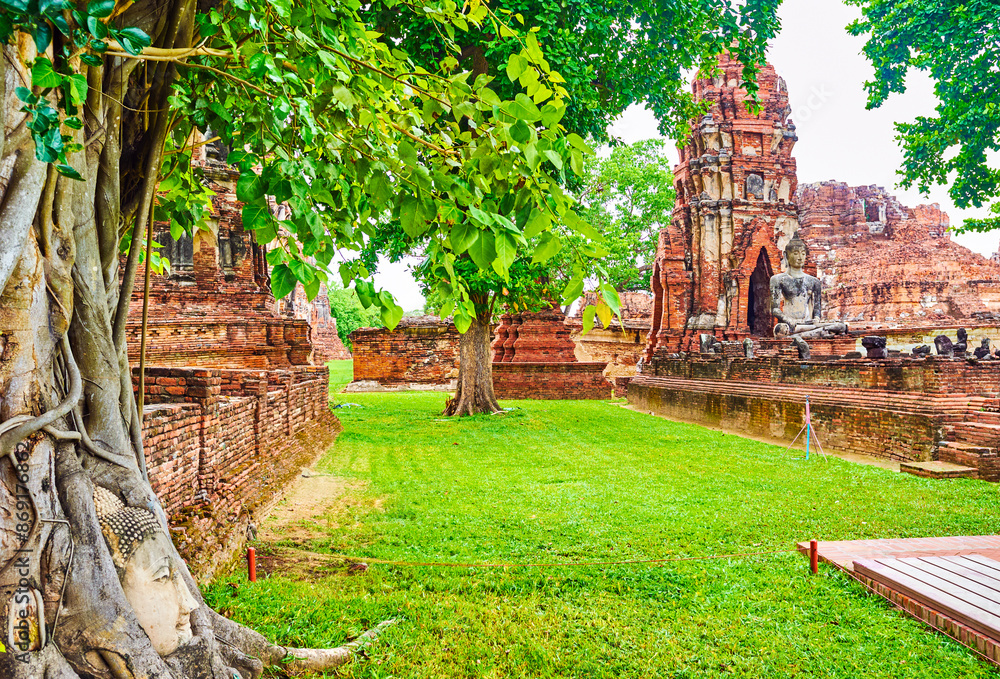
[[365, 0, 783, 142], [357, 1, 781, 414], [847, 0, 1000, 232], [328, 283, 384, 352], [566, 138, 674, 293]]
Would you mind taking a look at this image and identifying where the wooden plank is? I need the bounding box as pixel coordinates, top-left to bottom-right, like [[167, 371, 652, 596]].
[[854, 558, 1000, 641], [963, 555, 1000, 580], [935, 556, 1000, 594], [905, 558, 1000, 610]]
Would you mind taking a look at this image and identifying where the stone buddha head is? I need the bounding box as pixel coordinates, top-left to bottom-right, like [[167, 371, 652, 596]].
[[783, 235, 808, 272], [94, 486, 199, 656]]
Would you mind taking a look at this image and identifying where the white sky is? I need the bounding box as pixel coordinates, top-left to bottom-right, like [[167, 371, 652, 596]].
[[377, 0, 998, 312]]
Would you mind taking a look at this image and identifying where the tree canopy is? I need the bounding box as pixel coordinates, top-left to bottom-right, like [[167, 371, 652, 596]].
[[364, 0, 783, 143], [847, 0, 1000, 232]]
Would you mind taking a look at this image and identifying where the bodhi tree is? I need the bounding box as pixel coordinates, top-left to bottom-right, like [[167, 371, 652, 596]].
[[847, 0, 1000, 232], [0, 0, 658, 676], [355, 1, 782, 415]]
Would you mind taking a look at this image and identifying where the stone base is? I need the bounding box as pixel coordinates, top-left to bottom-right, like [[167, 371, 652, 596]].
[[344, 379, 457, 393], [899, 460, 979, 479], [493, 362, 611, 400]]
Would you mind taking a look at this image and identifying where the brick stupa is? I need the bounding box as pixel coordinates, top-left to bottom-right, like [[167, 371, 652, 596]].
[[645, 52, 800, 358]]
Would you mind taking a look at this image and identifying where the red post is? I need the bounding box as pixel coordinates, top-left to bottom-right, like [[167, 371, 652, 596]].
[[810, 539, 819, 575], [248, 547, 257, 582]]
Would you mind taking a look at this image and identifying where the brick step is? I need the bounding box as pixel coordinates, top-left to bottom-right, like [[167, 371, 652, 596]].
[[969, 411, 1000, 426], [938, 440, 996, 459], [943, 422, 1000, 447], [900, 460, 979, 480]]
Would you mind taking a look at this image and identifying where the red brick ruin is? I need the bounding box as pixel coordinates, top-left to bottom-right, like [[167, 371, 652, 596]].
[[348, 305, 612, 398], [490, 305, 611, 399], [644, 52, 799, 357], [797, 181, 1000, 325], [127, 143, 339, 576], [630, 55, 1000, 481]]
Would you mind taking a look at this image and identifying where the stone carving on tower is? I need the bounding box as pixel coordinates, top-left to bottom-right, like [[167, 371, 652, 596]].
[[643, 53, 800, 358]]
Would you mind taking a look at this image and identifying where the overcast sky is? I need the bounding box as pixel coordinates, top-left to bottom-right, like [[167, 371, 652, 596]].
[[376, 0, 997, 312]]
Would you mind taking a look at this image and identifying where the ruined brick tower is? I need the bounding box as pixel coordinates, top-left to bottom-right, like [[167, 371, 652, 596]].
[[644, 54, 799, 359]]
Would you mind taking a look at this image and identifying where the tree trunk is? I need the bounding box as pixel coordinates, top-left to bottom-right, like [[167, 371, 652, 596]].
[[0, 8, 386, 678], [444, 312, 502, 416]]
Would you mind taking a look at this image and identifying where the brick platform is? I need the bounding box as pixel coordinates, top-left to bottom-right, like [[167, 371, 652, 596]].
[[493, 362, 612, 400], [136, 364, 338, 579], [628, 354, 1000, 468]]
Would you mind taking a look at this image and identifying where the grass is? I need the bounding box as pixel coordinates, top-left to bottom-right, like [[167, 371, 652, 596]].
[[206, 359, 1000, 677]]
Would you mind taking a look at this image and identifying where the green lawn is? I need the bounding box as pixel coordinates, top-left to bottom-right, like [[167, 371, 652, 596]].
[[207, 362, 1000, 677]]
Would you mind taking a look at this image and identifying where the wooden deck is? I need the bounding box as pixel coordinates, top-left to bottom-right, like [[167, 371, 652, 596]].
[[855, 556, 1000, 642], [798, 536, 1000, 666], [796, 535, 1000, 571]]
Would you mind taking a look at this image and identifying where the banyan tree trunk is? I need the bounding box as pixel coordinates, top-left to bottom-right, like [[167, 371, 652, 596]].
[[444, 312, 502, 416], [0, 4, 387, 678]]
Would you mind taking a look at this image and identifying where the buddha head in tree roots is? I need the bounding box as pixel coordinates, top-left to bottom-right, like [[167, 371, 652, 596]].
[[93, 486, 199, 656]]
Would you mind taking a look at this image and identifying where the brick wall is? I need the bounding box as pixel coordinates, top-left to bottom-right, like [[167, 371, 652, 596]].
[[135, 364, 339, 579], [349, 317, 461, 386], [493, 362, 613, 400], [629, 353, 1000, 464]]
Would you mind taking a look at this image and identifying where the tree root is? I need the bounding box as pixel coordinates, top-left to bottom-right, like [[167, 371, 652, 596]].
[[209, 609, 399, 675], [281, 619, 399, 672]]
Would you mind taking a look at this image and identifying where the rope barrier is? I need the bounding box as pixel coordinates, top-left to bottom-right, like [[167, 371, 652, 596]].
[[268, 546, 798, 569]]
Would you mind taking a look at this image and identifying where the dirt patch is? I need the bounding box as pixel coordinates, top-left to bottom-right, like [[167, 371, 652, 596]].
[[260, 472, 368, 543]]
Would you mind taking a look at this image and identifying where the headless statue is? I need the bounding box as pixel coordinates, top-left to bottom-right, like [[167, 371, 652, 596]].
[[769, 235, 848, 339]]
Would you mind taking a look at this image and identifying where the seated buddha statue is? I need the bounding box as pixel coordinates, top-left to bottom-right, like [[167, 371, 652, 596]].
[[769, 235, 847, 339]]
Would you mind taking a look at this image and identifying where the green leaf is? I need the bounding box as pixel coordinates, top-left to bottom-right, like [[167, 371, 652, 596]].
[[236, 173, 264, 202], [453, 309, 472, 334], [55, 164, 83, 180], [68, 74, 88, 106], [116, 26, 151, 55], [303, 277, 321, 301], [531, 232, 562, 264], [400, 195, 431, 237], [380, 300, 403, 329], [509, 93, 541, 122], [523, 209, 551, 238], [582, 304, 596, 335], [34, 23, 52, 52], [563, 210, 602, 241], [599, 282, 621, 317], [541, 149, 563, 171], [494, 232, 516, 270], [87, 0, 114, 18], [87, 15, 108, 39], [504, 54, 525, 83], [562, 275, 583, 305], [540, 103, 565, 128], [510, 119, 532, 145], [331, 85, 357, 109], [270, 263, 297, 299], [31, 58, 62, 89], [467, 230, 495, 269], [449, 220, 477, 255]]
